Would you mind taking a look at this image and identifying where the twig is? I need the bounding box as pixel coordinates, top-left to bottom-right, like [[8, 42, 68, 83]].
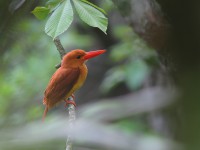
[[53, 37, 76, 150], [53, 37, 66, 58], [66, 97, 76, 150], [53, 37, 66, 68]]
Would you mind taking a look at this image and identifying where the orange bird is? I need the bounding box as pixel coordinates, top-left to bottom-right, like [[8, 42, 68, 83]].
[[42, 49, 106, 120]]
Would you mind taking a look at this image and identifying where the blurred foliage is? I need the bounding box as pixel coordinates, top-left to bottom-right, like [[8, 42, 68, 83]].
[[101, 25, 158, 93], [1, 23, 54, 125], [113, 119, 149, 134]]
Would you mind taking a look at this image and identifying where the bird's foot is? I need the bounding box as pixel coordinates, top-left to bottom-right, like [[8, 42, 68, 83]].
[[64, 96, 76, 107], [71, 93, 75, 100]]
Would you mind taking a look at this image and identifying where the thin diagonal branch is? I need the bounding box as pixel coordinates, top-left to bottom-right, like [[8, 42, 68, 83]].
[[53, 37, 66, 68], [66, 96, 76, 150], [53, 37, 66, 58], [53, 37, 76, 150]]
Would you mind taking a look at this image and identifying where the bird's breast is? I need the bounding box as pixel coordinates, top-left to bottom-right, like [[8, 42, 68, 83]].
[[72, 64, 88, 92]]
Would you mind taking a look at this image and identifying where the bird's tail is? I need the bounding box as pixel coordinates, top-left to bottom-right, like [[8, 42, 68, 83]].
[[42, 106, 48, 122]]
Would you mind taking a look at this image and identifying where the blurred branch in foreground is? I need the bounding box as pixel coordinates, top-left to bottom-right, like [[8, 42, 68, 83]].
[[80, 87, 177, 122], [0, 120, 181, 150], [0, 87, 180, 150]]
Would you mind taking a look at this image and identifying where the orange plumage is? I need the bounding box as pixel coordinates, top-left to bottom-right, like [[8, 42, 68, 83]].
[[42, 49, 106, 120]]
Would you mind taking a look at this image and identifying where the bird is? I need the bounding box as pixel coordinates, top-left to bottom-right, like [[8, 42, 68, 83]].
[[42, 49, 106, 120]]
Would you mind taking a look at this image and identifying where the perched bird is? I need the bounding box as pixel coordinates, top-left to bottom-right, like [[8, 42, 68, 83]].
[[42, 49, 106, 120]]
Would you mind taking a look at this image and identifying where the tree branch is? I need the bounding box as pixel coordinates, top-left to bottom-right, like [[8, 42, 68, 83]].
[[53, 37, 66, 68], [66, 97, 76, 150], [53, 37, 76, 150], [53, 37, 66, 58]]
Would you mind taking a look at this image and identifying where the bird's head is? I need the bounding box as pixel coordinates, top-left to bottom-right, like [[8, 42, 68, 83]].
[[61, 49, 106, 68]]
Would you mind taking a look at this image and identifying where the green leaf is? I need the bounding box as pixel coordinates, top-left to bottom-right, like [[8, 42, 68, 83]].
[[72, 0, 108, 34], [80, 0, 106, 15], [32, 7, 50, 20], [46, 0, 63, 12], [46, 0, 63, 6], [45, 0, 73, 39]]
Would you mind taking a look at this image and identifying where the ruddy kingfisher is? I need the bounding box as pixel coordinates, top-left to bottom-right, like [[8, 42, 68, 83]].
[[42, 49, 106, 120]]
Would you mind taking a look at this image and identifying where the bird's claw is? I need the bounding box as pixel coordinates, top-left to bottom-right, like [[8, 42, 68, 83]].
[[64, 95, 76, 107]]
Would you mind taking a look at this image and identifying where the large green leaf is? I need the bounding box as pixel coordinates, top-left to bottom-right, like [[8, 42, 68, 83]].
[[45, 0, 73, 39], [72, 0, 108, 34]]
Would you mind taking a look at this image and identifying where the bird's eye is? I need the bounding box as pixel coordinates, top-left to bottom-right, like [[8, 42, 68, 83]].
[[76, 55, 81, 59]]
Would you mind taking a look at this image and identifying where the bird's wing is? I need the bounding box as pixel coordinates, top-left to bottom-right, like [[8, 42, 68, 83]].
[[43, 67, 80, 108]]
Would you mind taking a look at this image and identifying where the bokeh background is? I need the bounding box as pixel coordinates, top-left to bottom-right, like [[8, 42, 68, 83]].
[[1, 0, 200, 150]]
